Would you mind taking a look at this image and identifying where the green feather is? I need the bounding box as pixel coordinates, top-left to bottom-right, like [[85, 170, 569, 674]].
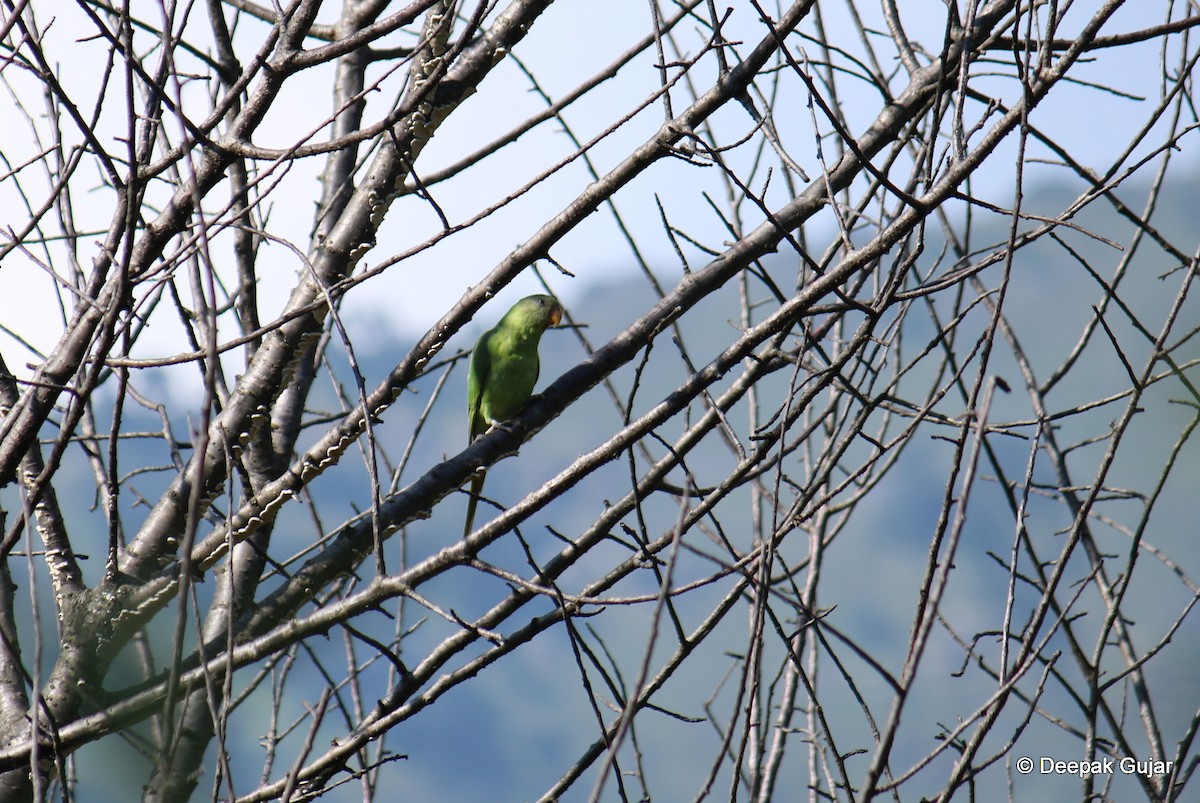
[[464, 294, 563, 537]]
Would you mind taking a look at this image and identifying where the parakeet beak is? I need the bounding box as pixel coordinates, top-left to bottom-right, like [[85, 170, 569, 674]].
[[550, 307, 562, 327]]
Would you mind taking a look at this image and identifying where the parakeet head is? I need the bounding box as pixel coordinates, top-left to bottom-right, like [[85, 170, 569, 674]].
[[501, 294, 563, 332]]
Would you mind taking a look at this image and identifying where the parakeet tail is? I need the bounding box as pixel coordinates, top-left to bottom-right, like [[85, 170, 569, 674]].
[[463, 470, 486, 538]]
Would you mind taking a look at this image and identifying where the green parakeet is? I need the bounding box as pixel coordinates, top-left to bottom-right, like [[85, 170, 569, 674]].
[[464, 294, 563, 537]]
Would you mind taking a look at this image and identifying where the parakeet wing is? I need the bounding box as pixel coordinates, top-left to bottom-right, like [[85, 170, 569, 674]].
[[466, 329, 492, 443]]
